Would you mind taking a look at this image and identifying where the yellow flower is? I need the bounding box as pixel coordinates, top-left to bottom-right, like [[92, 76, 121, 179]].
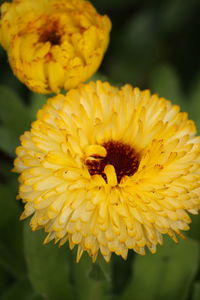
[[14, 81, 200, 262], [0, 0, 111, 94]]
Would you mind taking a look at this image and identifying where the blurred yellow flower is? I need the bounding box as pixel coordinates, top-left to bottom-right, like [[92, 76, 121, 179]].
[[0, 0, 111, 94], [14, 81, 200, 262]]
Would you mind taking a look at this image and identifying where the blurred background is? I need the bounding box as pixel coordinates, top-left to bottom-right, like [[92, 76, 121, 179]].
[[0, 0, 200, 299]]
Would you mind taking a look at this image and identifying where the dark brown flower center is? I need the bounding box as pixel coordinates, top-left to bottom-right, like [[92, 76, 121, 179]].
[[86, 141, 140, 183], [39, 20, 61, 45]]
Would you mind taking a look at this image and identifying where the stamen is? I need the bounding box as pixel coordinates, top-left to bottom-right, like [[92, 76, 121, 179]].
[[86, 141, 140, 183], [39, 20, 61, 45]]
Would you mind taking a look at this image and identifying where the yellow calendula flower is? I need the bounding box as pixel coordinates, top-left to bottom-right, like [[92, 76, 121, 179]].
[[0, 0, 111, 94], [14, 81, 200, 262]]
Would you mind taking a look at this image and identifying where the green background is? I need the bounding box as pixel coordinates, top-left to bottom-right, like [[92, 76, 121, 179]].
[[0, 0, 200, 299]]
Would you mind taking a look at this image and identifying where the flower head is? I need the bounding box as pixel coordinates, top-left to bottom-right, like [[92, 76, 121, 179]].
[[14, 81, 200, 262], [0, 0, 111, 94]]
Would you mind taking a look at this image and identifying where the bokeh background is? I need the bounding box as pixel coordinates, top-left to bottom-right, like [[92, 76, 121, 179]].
[[0, 0, 200, 299]]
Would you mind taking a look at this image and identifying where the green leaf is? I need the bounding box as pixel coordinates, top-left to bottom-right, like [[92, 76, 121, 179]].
[[88, 72, 120, 87], [0, 158, 15, 183], [89, 263, 106, 281], [27, 295, 45, 300], [121, 238, 199, 300], [0, 86, 29, 130], [188, 73, 200, 132], [0, 184, 20, 228], [0, 220, 27, 279], [0, 127, 19, 157], [0, 267, 11, 295], [29, 93, 49, 122], [27, 294, 45, 300], [111, 253, 135, 296], [90, 0, 135, 11], [157, 0, 196, 35], [150, 64, 186, 108], [97, 255, 112, 284], [87, 72, 109, 83], [0, 85, 31, 155], [72, 253, 112, 300], [106, 10, 162, 86], [188, 215, 200, 241], [0, 279, 35, 300], [23, 222, 74, 300], [0, 180, 26, 278], [0, 241, 25, 279], [192, 282, 200, 300]]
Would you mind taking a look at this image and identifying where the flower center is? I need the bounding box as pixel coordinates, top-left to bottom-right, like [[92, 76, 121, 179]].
[[86, 141, 140, 183], [39, 20, 61, 45]]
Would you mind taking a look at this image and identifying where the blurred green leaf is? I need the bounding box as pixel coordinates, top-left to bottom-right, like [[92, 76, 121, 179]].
[[106, 10, 162, 86], [88, 72, 120, 87], [188, 215, 200, 241], [87, 72, 109, 83], [72, 253, 112, 300], [157, 0, 197, 35], [27, 294, 45, 300], [0, 242, 25, 279], [29, 93, 48, 122], [150, 64, 186, 108], [0, 267, 11, 295], [0, 86, 28, 129], [192, 282, 200, 300], [89, 263, 106, 281], [0, 278, 35, 300], [188, 73, 200, 132], [0, 184, 20, 228], [0, 128, 18, 157], [91, 0, 135, 11], [0, 175, 27, 278], [0, 85, 30, 156], [97, 256, 112, 284], [0, 70, 25, 95], [23, 222, 74, 300], [120, 238, 199, 300], [0, 219, 26, 279], [0, 157, 17, 185], [111, 253, 134, 297], [0, 46, 4, 56]]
